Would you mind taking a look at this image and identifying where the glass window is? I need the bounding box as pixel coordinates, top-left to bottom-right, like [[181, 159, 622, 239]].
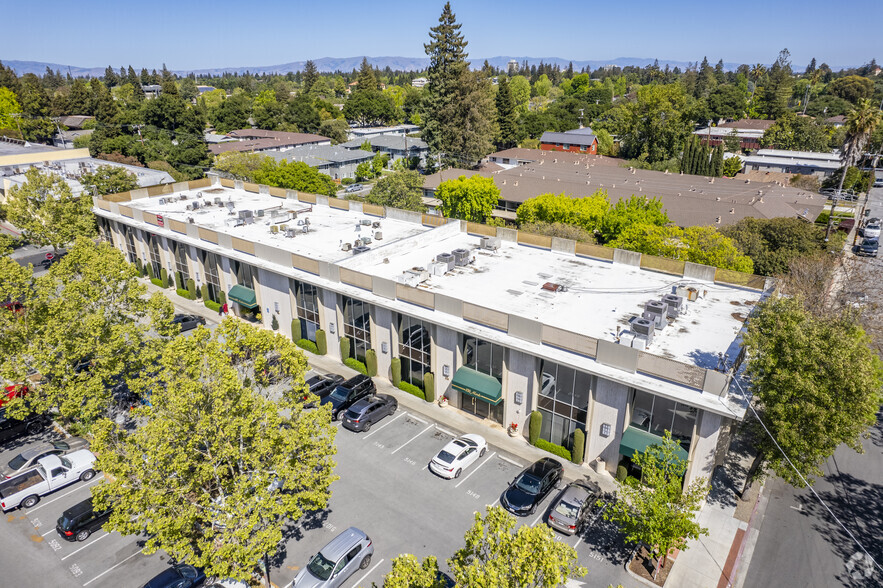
[[231, 260, 254, 289], [173, 241, 189, 284], [293, 279, 320, 343], [462, 335, 503, 382], [629, 390, 697, 451], [342, 296, 370, 363], [397, 314, 431, 389], [147, 234, 163, 278], [538, 361, 591, 450], [199, 250, 221, 302], [124, 229, 139, 264]]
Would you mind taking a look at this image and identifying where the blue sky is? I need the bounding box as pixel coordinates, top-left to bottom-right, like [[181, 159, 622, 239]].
[[1, 0, 878, 70]]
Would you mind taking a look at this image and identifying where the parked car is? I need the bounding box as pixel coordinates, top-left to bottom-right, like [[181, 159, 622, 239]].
[[862, 221, 881, 239], [501, 457, 564, 517], [172, 314, 206, 332], [546, 480, 601, 535], [302, 374, 345, 407], [342, 394, 397, 432], [429, 434, 487, 479], [2, 437, 89, 478], [0, 409, 48, 445], [858, 238, 879, 257], [873, 178, 883, 188], [141, 564, 206, 588], [0, 450, 97, 511], [321, 375, 375, 421], [285, 526, 373, 588], [1, 384, 27, 408], [56, 497, 111, 541], [345, 183, 363, 194]]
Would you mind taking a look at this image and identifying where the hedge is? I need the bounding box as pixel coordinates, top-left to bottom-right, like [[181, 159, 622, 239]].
[[315, 329, 327, 355], [218, 291, 226, 305], [176, 287, 196, 300], [572, 429, 585, 465], [398, 381, 425, 401], [271, 315, 279, 330], [160, 268, 169, 288], [390, 357, 402, 386], [535, 438, 572, 461], [344, 357, 368, 375], [200, 284, 210, 301], [150, 277, 165, 288], [204, 300, 221, 312], [529, 411, 542, 445], [296, 339, 319, 354], [423, 372, 435, 402], [616, 465, 628, 483], [291, 318, 302, 342], [174, 272, 183, 290], [187, 278, 198, 299], [147, 264, 155, 279], [365, 349, 378, 377]]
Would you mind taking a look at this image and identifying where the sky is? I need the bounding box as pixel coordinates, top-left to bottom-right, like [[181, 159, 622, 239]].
[[1, 0, 879, 71]]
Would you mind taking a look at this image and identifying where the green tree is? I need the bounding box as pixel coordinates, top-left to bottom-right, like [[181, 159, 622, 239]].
[[253, 159, 338, 196], [760, 113, 830, 151], [318, 118, 350, 144], [80, 165, 139, 196], [302, 59, 319, 95], [508, 75, 531, 113], [603, 431, 709, 579], [721, 217, 830, 276], [17, 73, 55, 142], [285, 94, 321, 133], [436, 174, 499, 222], [6, 169, 95, 252], [449, 506, 587, 587], [598, 195, 669, 243], [90, 319, 338, 583], [740, 297, 883, 496], [381, 554, 446, 588], [355, 162, 373, 181], [178, 77, 199, 103], [495, 76, 519, 150], [366, 170, 425, 211], [827, 75, 874, 103], [372, 152, 389, 176], [706, 84, 748, 121], [212, 151, 267, 181], [756, 49, 793, 119], [722, 155, 742, 177], [711, 144, 724, 177], [609, 224, 753, 272], [210, 92, 252, 133], [0, 87, 22, 131], [517, 191, 609, 233]]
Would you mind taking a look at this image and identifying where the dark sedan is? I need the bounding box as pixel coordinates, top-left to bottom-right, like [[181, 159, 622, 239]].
[[302, 374, 345, 407], [172, 314, 207, 332], [857, 238, 878, 257], [342, 394, 397, 432], [501, 457, 564, 516], [141, 563, 205, 588]]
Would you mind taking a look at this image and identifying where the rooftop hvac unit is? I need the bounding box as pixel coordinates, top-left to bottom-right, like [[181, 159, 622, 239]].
[[631, 335, 648, 351], [631, 317, 655, 339], [429, 262, 447, 276], [354, 239, 362, 248], [480, 236, 501, 251], [280, 224, 288, 231], [270, 225, 279, 234], [661, 294, 685, 318], [436, 252, 455, 271], [618, 331, 636, 347], [374, 231, 382, 240], [285, 228, 297, 238], [362, 236, 372, 244], [341, 242, 352, 252], [214, 197, 223, 205], [239, 210, 253, 220], [180, 194, 188, 200], [360, 219, 372, 226], [452, 248, 470, 266], [256, 209, 264, 217], [372, 221, 381, 229], [353, 245, 370, 254], [642, 300, 667, 330], [405, 266, 429, 282], [158, 198, 166, 205], [191, 201, 199, 210]]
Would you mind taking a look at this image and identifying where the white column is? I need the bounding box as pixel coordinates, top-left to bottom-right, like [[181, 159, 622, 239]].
[[505, 349, 537, 434], [372, 306, 393, 381], [434, 325, 458, 404], [685, 410, 722, 487], [586, 377, 630, 473], [319, 289, 340, 360]]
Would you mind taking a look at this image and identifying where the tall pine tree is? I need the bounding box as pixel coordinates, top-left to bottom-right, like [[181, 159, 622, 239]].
[[302, 60, 319, 95], [495, 76, 518, 150], [711, 144, 724, 177]]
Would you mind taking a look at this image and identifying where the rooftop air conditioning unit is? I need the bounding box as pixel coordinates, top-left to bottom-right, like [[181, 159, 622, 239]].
[[642, 300, 667, 330], [452, 248, 470, 266], [436, 252, 455, 271], [360, 219, 372, 226], [239, 210, 253, 220], [661, 294, 685, 318], [372, 221, 381, 229], [285, 228, 297, 238], [214, 197, 223, 205], [280, 224, 288, 231], [256, 209, 264, 217], [362, 236, 372, 244], [619, 331, 636, 347], [353, 245, 370, 254], [429, 262, 447, 276], [631, 317, 655, 346], [354, 239, 362, 248], [405, 266, 429, 283], [158, 198, 166, 205], [374, 231, 382, 240], [480, 236, 501, 251], [341, 242, 352, 251], [270, 225, 279, 234]]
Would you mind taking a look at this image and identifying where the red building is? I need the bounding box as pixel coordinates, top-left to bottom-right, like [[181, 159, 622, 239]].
[[540, 128, 598, 154]]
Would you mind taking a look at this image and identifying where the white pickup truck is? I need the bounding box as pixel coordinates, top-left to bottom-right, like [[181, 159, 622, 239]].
[[0, 450, 97, 511]]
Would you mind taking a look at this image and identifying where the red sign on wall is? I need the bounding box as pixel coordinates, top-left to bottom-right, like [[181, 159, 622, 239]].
[[156, 215, 164, 227]]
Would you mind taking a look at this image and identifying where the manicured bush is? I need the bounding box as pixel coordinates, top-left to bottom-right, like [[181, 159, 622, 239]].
[[176, 287, 196, 300], [572, 429, 585, 465], [535, 438, 572, 461], [339, 338, 351, 362], [135, 258, 143, 275], [291, 318, 302, 342], [271, 314, 279, 331], [187, 278, 198, 299], [200, 284, 210, 301], [147, 264, 155, 279], [616, 465, 628, 483], [365, 349, 378, 377], [341, 177, 356, 186], [398, 381, 425, 401], [296, 339, 319, 354], [423, 372, 435, 402], [150, 277, 164, 288], [174, 272, 183, 290], [218, 290, 226, 306], [204, 300, 221, 312], [390, 357, 402, 386], [344, 357, 368, 375], [529, 410, 542, 445], [160, 268, 169, 288], [315, 329, 327, 355]]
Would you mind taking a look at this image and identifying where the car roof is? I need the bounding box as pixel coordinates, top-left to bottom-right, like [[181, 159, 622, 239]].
[[62, 497, 95, 517], [319, 527, 368, 561], [558, 482, 597, 505], [526, 457, 563, 476], [342, 374, 369, 387], [17, 443, 59, 460], [348, 397, 375, 412]]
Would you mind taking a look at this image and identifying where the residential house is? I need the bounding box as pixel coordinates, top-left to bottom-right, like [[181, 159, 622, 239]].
[[540, 127, 598, 154], [692, 119, 776, 151], [208, 129, 331, 156], [340, 134, 429, 167], [267, 144, 375, 181], [739, 149, 842, 178]]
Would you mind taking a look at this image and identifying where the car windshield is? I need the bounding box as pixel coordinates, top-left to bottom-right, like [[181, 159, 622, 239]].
[[7, 455, 27, 471], [436, 450, 456, 464], [178, 565, 197, 579], [460, 437, 476, 448], [515, 473, 542, 494], [555, 500, 581, 519], [345, 409, 361, 420], [328, 386, 350, 402], [307, 552, 336, 580], [59, 456, 72, 469]]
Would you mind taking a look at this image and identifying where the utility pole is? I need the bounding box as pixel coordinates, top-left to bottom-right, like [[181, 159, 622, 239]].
[[51, 117, 67, 149], [133, 124, 145, 146]]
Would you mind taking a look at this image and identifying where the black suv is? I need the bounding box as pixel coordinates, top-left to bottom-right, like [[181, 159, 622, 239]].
[[302, 374, 345, 407], [501, 457, 564, 516], [342, 394, 398, 432], [321, 374, 375, 421], [0, 409, 48, 445], [56, 497, 111, 541]]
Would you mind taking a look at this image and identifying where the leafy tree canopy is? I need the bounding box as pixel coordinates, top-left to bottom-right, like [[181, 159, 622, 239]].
[[721, 217, 832, 276], [253, 159, 338, 196], [80, 165, 139, 196], [366, 170, 425, 211], [608, 223, 754, 272], [436, 174, 499, 222]]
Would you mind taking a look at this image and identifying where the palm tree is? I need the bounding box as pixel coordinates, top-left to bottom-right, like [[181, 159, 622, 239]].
[[825, 99, 883, 240], [801, 69, 822, 115], [749, 64, 766, 101]]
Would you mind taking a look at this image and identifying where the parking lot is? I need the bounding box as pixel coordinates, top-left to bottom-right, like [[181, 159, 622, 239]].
[[0, 368, 638, 588]]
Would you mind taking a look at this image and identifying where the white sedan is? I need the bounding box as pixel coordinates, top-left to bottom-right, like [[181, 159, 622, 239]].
[[429, 434, 487, 479]]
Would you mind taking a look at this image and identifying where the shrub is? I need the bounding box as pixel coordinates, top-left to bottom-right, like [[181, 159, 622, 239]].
[[296, 339, 319, 354], [218, 290, 226, 305], [204, 300, 221, 312], [398, 381, 425, 401], [291, 318, 302, 342], [174, 272, 183, 290], [365, 349, 378, 377], [341, 177, 355, 186], [423, 372, 435, 402], [572, 429, 585, 465], [616, 465, 628, 483], [339, 338, 351, 362], [344, 357, 368, 375], [150, 277, 164, 288], [187, 278, 198, 299], [176, 287, 196, 300], [535, 438, 572, 461], [147, 264, 155, 279], [390, 357, 402, 386], [315, 329, 327, 355], [160, 268, 170, 288], [271, 314, 279, 331], [529, 410, 542, 445], [200, 284, 209, 301], [134, 258, 143, 275]]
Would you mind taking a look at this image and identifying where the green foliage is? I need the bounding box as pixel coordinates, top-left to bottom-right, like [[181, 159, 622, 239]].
[[344, 357, 368, 375], [436, 174, 500, 222], [271, 314, 279, 331], [318, 118, 350, 144], [253, 159, 338, 196], [291, 318, 302, 342], [366, 170, 425, 211], [827, 75, 874, 103], [529, 410, 542, 445], [339, 337, 351, 361], [146, 263, 155, 279], [218, 290, 226, 306], [160, 268, 170, 288], [742, 297, 883, 487], [174, 271, 184, 290], [200, 284, 209, 301], [398, 381, 425, 400], [150, 277, 164, 287], [382, 554, 446, 588], [720, 217, 831, 276], [604, 431, 709, 578], [204, 300, 221, 312], [365, 349, 378, 377], [535, 438, 572, 461], [598, 195, 670, 244], [520, 221, 596, 243], [212, 151, 266, 182], [594, 128, 614, 155], [80, 165, 139, 196], [722, 155, 743, 177], [760, 112, 831, 151], [711, 144, 724, 177], [609, 224, 754, 273], [315, 329, 327, 355], [450, 506, 586, 587], [296, 339, 319, 354], [822, 166, 870, 194], [186, 278, 197, 299], [176, 287, 196, 300], [0, 87, 21, 131], [391, 357, 402, 386], [572, 429, 585, 464], [495, 76, 519, 150], [423, 372, 435, 403], [616, 465, 628, 483], [355, 162, 374, 181]]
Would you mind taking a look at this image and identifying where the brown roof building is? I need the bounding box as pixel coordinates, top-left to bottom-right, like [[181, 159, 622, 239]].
[[209, 129, 331, 156]]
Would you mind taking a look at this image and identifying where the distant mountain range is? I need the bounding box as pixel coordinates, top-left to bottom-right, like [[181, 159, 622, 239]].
[[3, 56, 766, 78]]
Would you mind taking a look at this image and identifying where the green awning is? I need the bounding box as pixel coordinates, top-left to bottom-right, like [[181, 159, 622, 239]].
[[228, 285, 258, 309], [619, 427, 689, 462], [452, 367, 503, 405]]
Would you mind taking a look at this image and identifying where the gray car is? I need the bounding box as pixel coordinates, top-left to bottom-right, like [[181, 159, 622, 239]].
[[1, 437, 90, 479], [286, 527, 373, 588], [546, 480, 600, 536]]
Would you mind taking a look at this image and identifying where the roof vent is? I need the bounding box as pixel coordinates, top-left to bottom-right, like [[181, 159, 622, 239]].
[[541, 282, 565, 292], [341, 242, 352, 252], [353, 246, 370, 254], [480, 237, 501, 251]]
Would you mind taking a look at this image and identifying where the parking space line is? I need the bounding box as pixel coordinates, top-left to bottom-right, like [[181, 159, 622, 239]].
[[27, 475, 104, 514], [454, 451, 496, 488], [350, 558, 384, 588], [42, 527, 58, 537], [407, 414, 427, 425], [434, 426, 456, 437], [497, 455, 523, 468], [390, 424, 434, 455], [82, 550, 142, 586], [530, 511, 545, 527], [61, 532, 110, 560], [573, 535, 582, 548], [489, 498, 500, 508], [363, 411, 407, 439]]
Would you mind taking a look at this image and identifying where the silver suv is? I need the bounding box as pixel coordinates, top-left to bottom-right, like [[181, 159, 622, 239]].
[[286, 527, 373, 587]]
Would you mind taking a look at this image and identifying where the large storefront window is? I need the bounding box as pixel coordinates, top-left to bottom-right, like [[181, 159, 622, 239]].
[[293, 279, 320, 343], [459, 335, 504, 424], [342, 296, 370, 363], [231, 259, 255, 289], [172, 241, 189, 285], [629, 390, 697, 450], [199, 250, 221, 302], [396, 314, 430, 389], [538, 361, 591, 451], [147, 234, 162, 278], [124, 229, 139, 264]]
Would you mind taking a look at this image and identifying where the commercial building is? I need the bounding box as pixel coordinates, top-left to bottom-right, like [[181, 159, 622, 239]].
[[739, 149, 842, 178], [93, 176, 769, 486]]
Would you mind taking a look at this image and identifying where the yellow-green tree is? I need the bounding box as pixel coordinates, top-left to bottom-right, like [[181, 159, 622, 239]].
[[436, 174, 499, 222], [80, 165, 139, 196]]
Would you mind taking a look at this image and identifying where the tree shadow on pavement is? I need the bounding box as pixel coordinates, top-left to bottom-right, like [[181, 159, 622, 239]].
[[706, 424, 755, 510], [267, 508, 332, 569], [579, 509, 632, 565]]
